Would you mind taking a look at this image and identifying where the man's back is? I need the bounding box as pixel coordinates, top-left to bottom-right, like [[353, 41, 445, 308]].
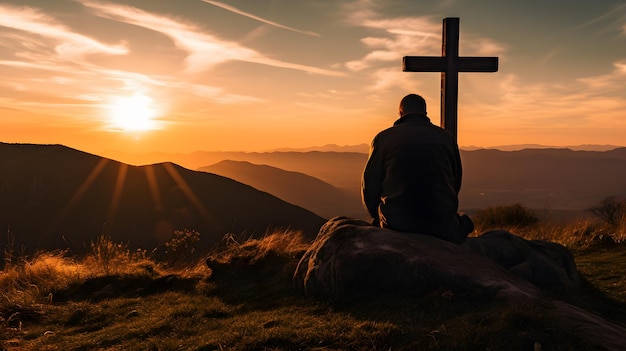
[[362, 113, 463, 241]]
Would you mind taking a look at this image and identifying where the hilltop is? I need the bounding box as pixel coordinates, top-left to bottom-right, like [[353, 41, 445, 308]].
[[0, 143, 325, 259]]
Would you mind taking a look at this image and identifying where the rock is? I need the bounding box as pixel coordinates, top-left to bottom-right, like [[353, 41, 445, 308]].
[[294, 216, 545, 300], [295, 217, 582, 299], [461, 230, 582, 295]]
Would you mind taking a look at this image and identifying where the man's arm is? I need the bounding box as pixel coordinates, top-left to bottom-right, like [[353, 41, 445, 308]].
[[361, 139, 384, 221], [453, 142, 463, 194]]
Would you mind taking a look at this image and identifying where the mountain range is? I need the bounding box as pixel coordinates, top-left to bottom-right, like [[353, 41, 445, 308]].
[[138, 147, 626, 213], [461, 144, 623, 152], [3, 142, 626, 258], [460, 148, 626, 210], [102, 143, 624, 170], [0, 143, 325, 258], [151, 146, 626, 215]]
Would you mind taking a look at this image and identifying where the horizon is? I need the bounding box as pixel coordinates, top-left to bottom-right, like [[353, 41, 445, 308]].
[[1, 0, 626, 154], [2, 140, 626, 157]]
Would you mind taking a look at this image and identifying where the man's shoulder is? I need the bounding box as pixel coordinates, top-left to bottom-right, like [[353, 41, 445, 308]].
[[374, 122, 457, 149], [381, 119, 448, 136]]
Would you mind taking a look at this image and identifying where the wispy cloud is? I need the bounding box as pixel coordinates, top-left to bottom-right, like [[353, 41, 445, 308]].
[[78, 0, 342, 76], [343, 4, 505, 72], [0, 4, 128, 60], [577, 59, 626, 93], [577, 2, 626, 39], [0, 1, 270, 123], [465, 59, 626, 132], [338, 1, 506, 99], [343, 15, 442, 72], [200, 0, 320, 37]]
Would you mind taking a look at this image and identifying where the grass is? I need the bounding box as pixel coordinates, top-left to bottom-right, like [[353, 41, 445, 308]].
[[2, 217, 626, 350]]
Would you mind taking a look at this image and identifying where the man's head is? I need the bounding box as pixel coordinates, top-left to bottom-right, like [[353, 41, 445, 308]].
[[399, 94, 427, 117]]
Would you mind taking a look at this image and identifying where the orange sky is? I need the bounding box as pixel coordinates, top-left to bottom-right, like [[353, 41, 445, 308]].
[[1, 0, 625, 155]]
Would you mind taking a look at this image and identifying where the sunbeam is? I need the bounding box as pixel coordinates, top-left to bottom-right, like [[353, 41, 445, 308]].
[[51, 158, 110, 231]]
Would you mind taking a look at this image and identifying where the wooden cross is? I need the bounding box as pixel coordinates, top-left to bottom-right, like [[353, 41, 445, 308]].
[[402, 17, 498, 140]]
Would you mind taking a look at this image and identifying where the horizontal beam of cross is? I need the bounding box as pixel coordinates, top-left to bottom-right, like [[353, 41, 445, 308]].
[[403, 57, 498, 73]]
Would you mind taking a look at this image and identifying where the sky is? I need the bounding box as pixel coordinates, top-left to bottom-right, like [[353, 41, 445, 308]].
[[1, 0, 625, 155]]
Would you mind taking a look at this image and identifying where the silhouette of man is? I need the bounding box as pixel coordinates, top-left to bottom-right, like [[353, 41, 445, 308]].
[[362, 93, 473, 244]]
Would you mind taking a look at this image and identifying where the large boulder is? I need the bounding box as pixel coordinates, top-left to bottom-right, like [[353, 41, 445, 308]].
[[294, 216, 561, 300]]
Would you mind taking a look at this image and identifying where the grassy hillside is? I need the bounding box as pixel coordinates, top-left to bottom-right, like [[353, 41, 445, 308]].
[[0, 143, 326, 259], [2, 215, 625, 350]]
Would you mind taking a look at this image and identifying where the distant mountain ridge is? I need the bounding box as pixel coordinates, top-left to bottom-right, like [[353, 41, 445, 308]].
[[462, 144, 624, 152], [266, 143, 370, 153], [0, 143, 325, 258], [200, 160, 365, 220], [100, 146, 626, 212], [198, 147, 626, 211], [460, 147, 626, 210], [102, 144, 625, 171]]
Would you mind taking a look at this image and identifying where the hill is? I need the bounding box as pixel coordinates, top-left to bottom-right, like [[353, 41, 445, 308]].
[[0, 143, 326, 258], [103, 149, 368, 189], [199, 160, 365, 219]]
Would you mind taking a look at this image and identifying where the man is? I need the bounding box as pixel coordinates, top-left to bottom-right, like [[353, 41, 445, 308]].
[[361, 93, 473, 244]]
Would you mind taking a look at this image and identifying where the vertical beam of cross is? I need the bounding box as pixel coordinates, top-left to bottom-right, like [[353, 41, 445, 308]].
[[402, 18, 498, 141], [442, 17, 460, 139]]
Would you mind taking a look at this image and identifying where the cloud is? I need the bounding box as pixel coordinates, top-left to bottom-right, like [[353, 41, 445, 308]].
[[200, 0, 320, 37], [0, 1, 269, 124], [579, 2, 626, 32], [577, 59, 626, 94], [0, 4, 128, 60], [344, 9, 505, 72], [78, 0, 343, 76], [338, 0, 506, 103], [343, 16, 441, 72], [464, 59, 626, 133]]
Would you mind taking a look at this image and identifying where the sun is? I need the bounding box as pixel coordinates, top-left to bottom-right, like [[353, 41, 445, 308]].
[[109, 92, 158, 132]]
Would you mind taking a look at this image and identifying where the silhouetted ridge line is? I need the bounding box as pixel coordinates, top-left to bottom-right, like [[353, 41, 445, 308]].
[[0, 143, 326, 259]]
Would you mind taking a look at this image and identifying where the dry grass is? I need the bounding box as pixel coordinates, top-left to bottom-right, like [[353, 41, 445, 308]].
[[208, 228, 309, 265], [474, 212, 625, 250], [1, 220, 626, 350]]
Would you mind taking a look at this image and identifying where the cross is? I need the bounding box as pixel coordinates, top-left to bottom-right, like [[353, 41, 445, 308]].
[[402, 17, 498, 141]]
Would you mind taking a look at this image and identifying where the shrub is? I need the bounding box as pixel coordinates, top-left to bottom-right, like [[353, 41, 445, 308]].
[[473, 203, 539, 231], [165, 229, 201, 265], [589, 196, 626, 227]]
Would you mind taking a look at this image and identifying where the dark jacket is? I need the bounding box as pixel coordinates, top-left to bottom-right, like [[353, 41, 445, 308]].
[[361, 113, 463, 241]]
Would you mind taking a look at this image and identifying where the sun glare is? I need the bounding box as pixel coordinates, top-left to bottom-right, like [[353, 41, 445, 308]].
[[109, 92, 158, 132]]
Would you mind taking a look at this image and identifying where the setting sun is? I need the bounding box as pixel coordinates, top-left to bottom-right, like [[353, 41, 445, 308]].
[[109, 93, 158, 132]]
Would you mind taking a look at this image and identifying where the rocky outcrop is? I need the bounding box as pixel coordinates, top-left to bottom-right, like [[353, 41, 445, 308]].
[[293, 217, 626, 351], [461, 229, 582, 296], [294, 217, 582, 300]]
